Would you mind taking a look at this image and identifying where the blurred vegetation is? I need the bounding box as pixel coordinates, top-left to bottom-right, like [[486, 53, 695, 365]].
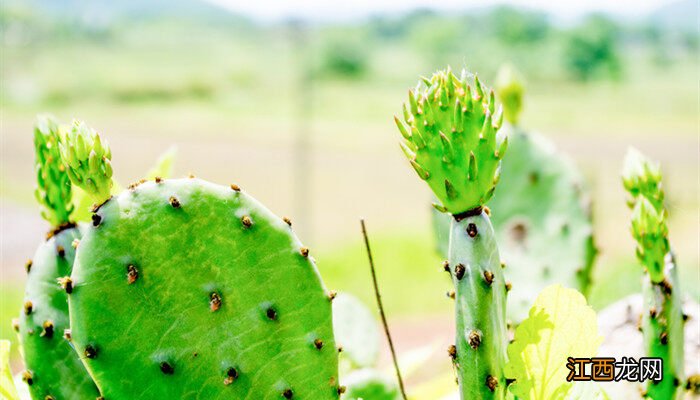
[[0, 0, 698, 368]]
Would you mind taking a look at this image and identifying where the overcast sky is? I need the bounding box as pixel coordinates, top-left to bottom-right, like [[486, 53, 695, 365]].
[[205, 0, 680, 23]]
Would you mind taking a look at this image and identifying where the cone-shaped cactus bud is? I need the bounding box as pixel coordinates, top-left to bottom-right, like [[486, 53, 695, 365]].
[[622, 148, 664, 211], [59, 120, 113, 205], [395, 67, 507, 214], [495, 64, 524, 126], [630, 197, 669, 283], [33, 115, 74, 227]]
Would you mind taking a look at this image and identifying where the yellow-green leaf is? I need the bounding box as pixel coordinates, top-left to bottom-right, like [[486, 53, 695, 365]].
[[505, 285, 602, 400], [0, 340, 19, 400]]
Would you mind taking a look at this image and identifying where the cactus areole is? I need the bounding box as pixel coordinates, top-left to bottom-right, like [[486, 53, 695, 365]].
[[396, 68, 508, 399]]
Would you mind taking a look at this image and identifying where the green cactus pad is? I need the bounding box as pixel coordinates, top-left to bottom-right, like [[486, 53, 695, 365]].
[[448, 212, 508, 400], [432, 127, 596, 323], [630, 197, 669, 283], [395, 67, 507, 214], [18, 226, 101, 400], [343, 369, 400, 400], [68, 178, 339, 399]]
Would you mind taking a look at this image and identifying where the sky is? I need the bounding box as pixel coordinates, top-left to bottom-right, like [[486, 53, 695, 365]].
[[205, 0, 680, 23]]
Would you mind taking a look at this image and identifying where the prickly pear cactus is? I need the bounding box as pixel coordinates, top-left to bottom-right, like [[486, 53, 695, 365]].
[[17, 116, 100, 400], [623, 148, 684, 400], [432, 65, 596, 324], [61, 122, 340, 399], [395, 67, 508, 400]]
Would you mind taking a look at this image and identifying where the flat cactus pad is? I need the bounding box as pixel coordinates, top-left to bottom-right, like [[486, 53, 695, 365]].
[[68, 178, 339, 399], [18, 226, 100, 399]]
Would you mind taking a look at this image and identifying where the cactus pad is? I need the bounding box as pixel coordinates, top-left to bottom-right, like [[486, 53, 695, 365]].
[[18, 225, 101, 400], [395, 67, 506, 214], [68, 178, 339, 399], [489, 128, 596, 322]]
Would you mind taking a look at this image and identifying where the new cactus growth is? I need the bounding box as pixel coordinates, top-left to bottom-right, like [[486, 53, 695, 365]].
[[395, 67, 508, 399], [17, 116, 100, 399], [623, 148, 684, 399], [61, 121, 340, 398], [432, 64, 596, 323]]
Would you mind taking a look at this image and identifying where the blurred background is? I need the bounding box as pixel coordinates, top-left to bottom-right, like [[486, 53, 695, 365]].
[[0, 0, 697, 382]]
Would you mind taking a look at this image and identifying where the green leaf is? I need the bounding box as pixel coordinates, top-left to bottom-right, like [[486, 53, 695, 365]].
[[144, 146, 177, 180], [505, 285, 602, 400], [0, 340, 19, 400]]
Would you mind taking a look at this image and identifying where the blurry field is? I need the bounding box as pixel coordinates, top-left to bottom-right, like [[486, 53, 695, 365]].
[[1, 1, 698, 370]]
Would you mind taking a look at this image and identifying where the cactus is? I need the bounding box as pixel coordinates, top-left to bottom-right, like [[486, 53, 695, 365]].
[[623, 148, 684, 399], [60, 121, 340, 399], [17, 116, 100, 399], [431, 65, 596, 324], [395, 67, 508, 399]]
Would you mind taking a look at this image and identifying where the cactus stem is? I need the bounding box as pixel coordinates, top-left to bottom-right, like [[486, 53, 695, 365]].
[[127, 265, 139, 284]]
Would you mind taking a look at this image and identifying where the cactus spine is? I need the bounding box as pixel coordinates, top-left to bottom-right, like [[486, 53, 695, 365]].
[[395, 68, 508, 399], [623, 148, 684, 399], [61, 121, 340, 399], [17, 116, 100, 399]]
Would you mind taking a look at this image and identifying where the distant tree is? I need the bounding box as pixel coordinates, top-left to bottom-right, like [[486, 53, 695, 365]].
[[489, 6, 550, 44], [320, 39, 368, 78], [563, 14, 622, 81]]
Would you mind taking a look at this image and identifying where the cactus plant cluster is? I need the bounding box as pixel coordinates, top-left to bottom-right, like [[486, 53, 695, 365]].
[[623, 149, 685, 400], [12, 117, 341, 399], [4, 64, 696, 400]]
